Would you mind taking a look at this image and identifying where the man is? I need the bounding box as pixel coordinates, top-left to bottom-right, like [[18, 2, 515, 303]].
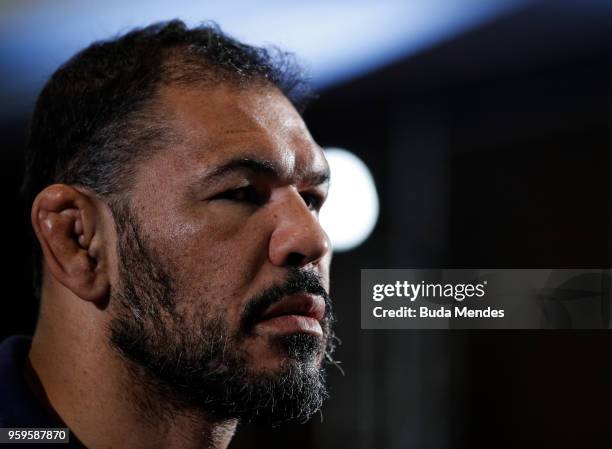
[[0, 20, 335, 448]]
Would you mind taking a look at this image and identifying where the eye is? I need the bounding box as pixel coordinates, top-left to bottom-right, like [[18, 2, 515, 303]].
[[212, 186, 263, 205], [301, 192, 324, 211]]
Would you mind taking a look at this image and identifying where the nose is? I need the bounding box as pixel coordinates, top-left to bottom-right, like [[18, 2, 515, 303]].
[[268, 188, 331, 268]]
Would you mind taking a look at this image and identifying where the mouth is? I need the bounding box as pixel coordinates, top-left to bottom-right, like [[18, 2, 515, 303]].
[[254, 293, 326, 337]]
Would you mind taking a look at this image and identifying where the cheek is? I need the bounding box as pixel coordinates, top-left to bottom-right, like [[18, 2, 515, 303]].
[[153, 209, 272, 323], [174, 208, 271, 275]]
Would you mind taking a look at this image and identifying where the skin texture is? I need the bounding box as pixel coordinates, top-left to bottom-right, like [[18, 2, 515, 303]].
[[28, 83, 332, 449]]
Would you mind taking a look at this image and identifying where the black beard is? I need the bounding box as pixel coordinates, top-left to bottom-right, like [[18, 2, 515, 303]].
[[107, 202, 335, 425]]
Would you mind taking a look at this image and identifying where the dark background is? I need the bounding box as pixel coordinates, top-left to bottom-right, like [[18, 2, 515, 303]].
[[2, 2, 612, 448]]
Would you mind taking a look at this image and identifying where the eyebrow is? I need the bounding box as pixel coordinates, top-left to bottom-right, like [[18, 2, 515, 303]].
[[198, 156, 331, 186]]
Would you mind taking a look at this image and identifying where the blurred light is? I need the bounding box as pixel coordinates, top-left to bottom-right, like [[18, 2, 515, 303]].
[[0, 0, 534, 118], [320, 148, 379, 252]]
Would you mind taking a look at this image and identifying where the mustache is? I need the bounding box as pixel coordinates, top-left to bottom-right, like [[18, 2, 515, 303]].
[[240, 269, 333, 335]]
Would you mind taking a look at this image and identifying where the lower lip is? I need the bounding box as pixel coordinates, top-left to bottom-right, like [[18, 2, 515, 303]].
[[255, 315, 323, 336]]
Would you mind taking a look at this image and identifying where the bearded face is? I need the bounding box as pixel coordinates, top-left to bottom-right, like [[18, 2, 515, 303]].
[[105, 84, 335, 424]]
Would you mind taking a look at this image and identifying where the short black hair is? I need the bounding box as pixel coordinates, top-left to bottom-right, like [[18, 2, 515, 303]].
[[23, 19, 312, 298]]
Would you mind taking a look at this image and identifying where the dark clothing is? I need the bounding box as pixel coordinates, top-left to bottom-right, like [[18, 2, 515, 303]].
[[0, 336, 85, 448]]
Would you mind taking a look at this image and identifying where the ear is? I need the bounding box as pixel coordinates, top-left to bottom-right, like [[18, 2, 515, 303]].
[[31, 184, 110, 303]]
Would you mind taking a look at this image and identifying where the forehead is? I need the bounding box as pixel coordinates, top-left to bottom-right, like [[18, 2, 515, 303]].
[[151, 82, 326, 179]]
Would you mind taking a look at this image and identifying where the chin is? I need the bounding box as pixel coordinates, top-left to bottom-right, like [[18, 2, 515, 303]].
[[246, 332, 326, 372]]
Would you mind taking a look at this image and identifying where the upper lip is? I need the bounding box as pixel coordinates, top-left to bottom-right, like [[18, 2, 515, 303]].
[[259, 294, 326, 322]]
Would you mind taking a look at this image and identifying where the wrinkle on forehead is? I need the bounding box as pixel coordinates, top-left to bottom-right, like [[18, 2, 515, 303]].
[[157, 83, 307, 142], [152, 82, 324, 180]]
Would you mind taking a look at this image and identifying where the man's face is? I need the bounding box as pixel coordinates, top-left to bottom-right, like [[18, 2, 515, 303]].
[[107, 82, 334, 423]]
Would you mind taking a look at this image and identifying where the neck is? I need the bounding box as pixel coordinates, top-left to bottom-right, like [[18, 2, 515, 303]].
[[28, 291, 237, 449]]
